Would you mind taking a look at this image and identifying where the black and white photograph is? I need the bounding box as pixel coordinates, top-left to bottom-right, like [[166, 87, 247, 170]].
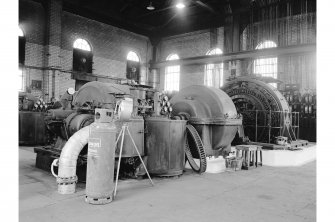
[[2, 0, 334, 221]]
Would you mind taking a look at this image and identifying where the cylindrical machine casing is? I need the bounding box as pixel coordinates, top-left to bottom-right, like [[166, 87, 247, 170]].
[[170, 85, 242, 156], [145, 117, 187, 176], [65, 113, 94, 138], [86, 121, 117, 204], [148, 69, 159, 89]]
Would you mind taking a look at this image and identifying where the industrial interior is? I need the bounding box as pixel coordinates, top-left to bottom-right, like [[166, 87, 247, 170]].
[[19, 0, 316, 221]]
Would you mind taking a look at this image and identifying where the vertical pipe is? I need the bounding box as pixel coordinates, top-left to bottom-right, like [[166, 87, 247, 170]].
[[280, 111, 283, 136], [52, 69, 56, 99], [268, 110, 271, 143], [297, 112, 300, 139], [255, 110, 258, 142]]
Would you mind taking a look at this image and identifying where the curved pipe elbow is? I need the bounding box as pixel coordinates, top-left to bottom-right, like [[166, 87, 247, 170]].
[[58, 125, 90, 179]]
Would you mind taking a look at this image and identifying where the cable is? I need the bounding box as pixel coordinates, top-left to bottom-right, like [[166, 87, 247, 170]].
[[51, 159, 59, 178]]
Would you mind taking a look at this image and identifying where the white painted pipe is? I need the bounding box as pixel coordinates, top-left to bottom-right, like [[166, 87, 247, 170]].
[[55, 125, 90, 194]]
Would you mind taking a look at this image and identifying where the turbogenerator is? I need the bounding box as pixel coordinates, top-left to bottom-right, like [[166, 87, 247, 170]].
[[35, 81, 173, 180]]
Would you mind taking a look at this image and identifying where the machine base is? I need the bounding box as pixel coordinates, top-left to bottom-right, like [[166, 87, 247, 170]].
[[261, 143, 316, 167], [35, 146, 145, 181], [229, 143, 316, 167], [247, 140, 309, 150], [34, 147, 87, 182]]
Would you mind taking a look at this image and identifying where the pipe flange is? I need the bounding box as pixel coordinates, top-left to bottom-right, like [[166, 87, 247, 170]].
[[56, 175, 78, 185]]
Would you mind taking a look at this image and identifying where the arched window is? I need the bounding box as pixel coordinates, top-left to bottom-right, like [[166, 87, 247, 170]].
[[19, 26, 25, 65], [72, 38, 93, 90], [126, 51, 140, 82], [204, 48, 224, 88], [254, 40, 278, 87], [72, 38, 93, 77], [165, 54, 180, 92], [18, 27, 24, 37], [19, 26, 25, 91], [207, 48, 223, 55], [127, 51, 140, 62], [73, 38, 91, 51]]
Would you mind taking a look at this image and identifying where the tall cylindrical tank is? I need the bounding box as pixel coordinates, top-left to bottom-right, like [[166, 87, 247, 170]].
[[86, 109, 116, 205], [145, 117, 187, 176]]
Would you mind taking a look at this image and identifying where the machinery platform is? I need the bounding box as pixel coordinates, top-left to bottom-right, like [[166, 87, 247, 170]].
[[247, 140, 309, 150], [228, 143, 316, 167], [261, 143, 316, 167]]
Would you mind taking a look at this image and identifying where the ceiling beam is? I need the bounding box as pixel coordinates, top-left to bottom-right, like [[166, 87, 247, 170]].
[[150, 44, 316, 68]]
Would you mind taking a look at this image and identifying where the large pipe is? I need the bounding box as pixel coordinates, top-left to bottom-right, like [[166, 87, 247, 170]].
[[52, 125, 90, 194]]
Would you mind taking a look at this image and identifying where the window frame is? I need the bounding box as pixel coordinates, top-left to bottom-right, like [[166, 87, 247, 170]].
[[18, 68, 25, 92], [253, 40, 278, 88], [18, 26, 25, 92], [73, 38, 92, 52], [127, 51, 140, 62], [204, 48, 224, 88], [126, 51, 140, 82], [19, 26, 24, 37], [164, 54, 180, 92]]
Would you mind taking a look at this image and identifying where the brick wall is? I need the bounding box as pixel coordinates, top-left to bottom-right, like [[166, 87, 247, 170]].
[[61, 12, 151, 78], [19, 0, 316, 97], [19, 0, 152, 100], [157, 27, 224, 91], [19, 0, 45, 97], [19, 0, 45, 45]]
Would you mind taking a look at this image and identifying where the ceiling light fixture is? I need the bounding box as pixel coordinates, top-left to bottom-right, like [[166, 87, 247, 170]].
[[147, 1, 155, 10], [176, 2, 185, 9]]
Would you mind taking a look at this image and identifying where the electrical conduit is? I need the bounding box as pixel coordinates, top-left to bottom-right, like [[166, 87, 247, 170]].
[[51, 125, 90, 194]]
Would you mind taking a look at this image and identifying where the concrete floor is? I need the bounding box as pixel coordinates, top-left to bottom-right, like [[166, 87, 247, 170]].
[[19, 146, 316, 222]]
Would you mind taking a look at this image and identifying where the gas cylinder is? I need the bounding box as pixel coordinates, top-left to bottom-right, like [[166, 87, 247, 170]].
[[86, 108, 117, 205]]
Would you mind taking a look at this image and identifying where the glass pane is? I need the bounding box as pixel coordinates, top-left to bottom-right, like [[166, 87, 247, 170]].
[[254, 41, 277, 88], [73, 38, 91, 51], [165, 54, 180, 91], [18, 69, 24, 91], [167, 54, 179, 61], [205, 48, 223, 88], [19, 27, 24, 37], [127, 51, 140, 62]]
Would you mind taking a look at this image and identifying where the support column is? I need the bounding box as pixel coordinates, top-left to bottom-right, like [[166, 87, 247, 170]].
[[149, 38, 160, 89], [43, 0, 63, 101], [224, 14, 242, 77]]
